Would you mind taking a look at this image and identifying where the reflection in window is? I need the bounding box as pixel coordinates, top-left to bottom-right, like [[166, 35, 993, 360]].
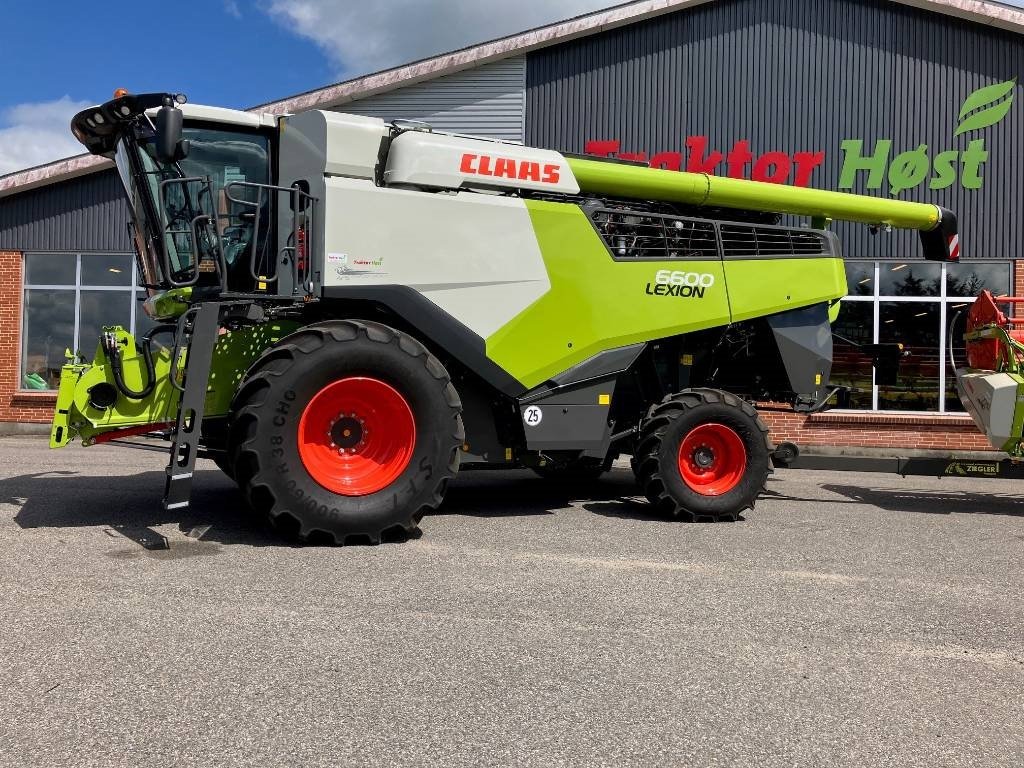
[[830, 302, 874, 409], [878, 302, 940, 411], [844, 261, 874, 297], [946, 262, 1011, 297], [878, 262, 941, 297], [78, 291, 134, 354], [80, 253, 133, 287], [24, 253, 76, 286], [21, 253, 143, 391], [22, 290, 75, 389], [943, 300, 977, 413], [839, 260, 1011, 414]]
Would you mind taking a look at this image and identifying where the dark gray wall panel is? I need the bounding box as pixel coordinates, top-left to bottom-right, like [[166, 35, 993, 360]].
[[0, 170, 130, 252], [340, 57, 526, 141], [526, 0, 1024, 260]]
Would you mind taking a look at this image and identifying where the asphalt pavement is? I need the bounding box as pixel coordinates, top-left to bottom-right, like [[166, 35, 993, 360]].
[[1, 436, 1022, 767]]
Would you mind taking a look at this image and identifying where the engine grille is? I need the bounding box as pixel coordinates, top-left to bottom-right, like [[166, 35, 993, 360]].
[[590, 210, 718, 260], [719, 225, 831, 259], [587, 207, 835, 261]]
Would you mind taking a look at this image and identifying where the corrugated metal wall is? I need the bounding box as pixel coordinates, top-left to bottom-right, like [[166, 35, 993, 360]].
[[525, 0, 1024, 260], [0, 169, 130, 252], [340, 56, 526, 141]]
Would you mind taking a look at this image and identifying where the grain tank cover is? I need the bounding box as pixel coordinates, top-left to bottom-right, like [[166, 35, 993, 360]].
[[281, 110, 390, 180], [383, 130, 580, 194]]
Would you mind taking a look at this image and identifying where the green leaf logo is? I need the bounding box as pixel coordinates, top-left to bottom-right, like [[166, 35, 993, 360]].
[[955, 78, 1016, 135]]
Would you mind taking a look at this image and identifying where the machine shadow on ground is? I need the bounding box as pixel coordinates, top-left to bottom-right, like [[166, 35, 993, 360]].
[[5, 468, 278, 550], [436, 468, 642, 517], [2, 466, 652, 550], [819, 483, 1024, 516], [759, 475, 1024, 517], [8, 466, 1024, 554]]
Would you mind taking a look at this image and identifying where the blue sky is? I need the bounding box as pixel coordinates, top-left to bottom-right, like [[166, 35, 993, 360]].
[[1, 0, 1022, 175], [0, 1, 331, 112], [0, 0, 612, 174]]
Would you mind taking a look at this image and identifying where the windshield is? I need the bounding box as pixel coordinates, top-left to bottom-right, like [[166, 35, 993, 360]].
[[115, 126, 271, 291], [114, 141, 164, 290]]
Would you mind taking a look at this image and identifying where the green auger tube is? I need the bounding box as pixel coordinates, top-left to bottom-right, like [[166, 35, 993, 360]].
[[566, 157, 959, 261]]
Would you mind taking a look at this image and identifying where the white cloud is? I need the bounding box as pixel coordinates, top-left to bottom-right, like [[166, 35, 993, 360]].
[[224, 0, 242, 18], [0, 96, 93, 176], [265, 0, 616, 77]]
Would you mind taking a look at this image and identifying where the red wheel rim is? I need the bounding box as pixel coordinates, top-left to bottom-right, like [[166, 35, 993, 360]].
[[677, 423, 746, 496], [297, 377, 416, 496]]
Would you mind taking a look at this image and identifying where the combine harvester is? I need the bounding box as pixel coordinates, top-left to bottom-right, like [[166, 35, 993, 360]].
[[51, 90, 962, 543]]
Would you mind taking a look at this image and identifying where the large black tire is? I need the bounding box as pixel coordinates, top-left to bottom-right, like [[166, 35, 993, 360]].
[[212, 454, 236, 481], [228, 320, 464, 544], [633, 388, 771, 522]]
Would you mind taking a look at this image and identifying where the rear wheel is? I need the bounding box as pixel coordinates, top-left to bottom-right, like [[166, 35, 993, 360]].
[[228, 320, 463, 544], [634, 388, 771, 521]]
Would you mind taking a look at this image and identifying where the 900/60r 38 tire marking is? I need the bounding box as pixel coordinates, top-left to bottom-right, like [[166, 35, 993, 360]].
[[634, 388, 771, 522], [227, 320, 464, 545]]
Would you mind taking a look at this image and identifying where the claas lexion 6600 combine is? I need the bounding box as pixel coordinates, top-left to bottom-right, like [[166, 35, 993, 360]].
[[52, 90, 962, 544]]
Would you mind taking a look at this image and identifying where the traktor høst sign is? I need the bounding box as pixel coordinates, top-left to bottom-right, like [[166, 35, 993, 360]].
[[584, 78, 1015, 196]]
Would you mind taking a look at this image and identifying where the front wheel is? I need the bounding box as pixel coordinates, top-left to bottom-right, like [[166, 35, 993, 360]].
[[228, 320, 464, 544], [633, 389, 771, 522]]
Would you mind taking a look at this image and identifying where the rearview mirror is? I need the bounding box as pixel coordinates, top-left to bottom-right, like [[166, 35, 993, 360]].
[[154, 101, 185, 162]]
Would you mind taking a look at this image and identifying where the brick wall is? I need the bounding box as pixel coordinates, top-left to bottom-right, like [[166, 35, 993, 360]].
[[0, 251, 55, 424], [759, 408, 993, 452]]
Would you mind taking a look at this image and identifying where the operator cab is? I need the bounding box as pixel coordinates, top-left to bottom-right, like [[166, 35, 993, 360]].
[[122, 123, 272, 289], [71, 92, 312, 315]]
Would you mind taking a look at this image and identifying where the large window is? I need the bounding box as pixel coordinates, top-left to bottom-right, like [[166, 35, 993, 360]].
[[21, 253, 154, 390], [832, 260, 1012, 413]]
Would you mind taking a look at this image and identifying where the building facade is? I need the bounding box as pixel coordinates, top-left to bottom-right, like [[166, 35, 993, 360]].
[[1, 0, 1022, 452]]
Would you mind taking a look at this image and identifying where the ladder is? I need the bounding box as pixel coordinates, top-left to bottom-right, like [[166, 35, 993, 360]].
[[162, 302, 220, 511], [161, 299, 265, 511]]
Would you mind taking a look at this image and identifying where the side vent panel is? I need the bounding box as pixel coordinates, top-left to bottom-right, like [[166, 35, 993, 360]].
[[588, 209, 718, 260], [720, 225, 831, 259], [586, 206, 838, 262]]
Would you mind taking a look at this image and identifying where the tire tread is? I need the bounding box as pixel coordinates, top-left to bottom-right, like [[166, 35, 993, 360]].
[[634, 388, 772, 522], [228, 319, 463, 544]]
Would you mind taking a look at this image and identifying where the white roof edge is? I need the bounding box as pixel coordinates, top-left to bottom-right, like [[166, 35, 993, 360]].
[[0, 154, 111, 198], [890, 0, 1024, 31], [2, 0, 1022, 198]]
